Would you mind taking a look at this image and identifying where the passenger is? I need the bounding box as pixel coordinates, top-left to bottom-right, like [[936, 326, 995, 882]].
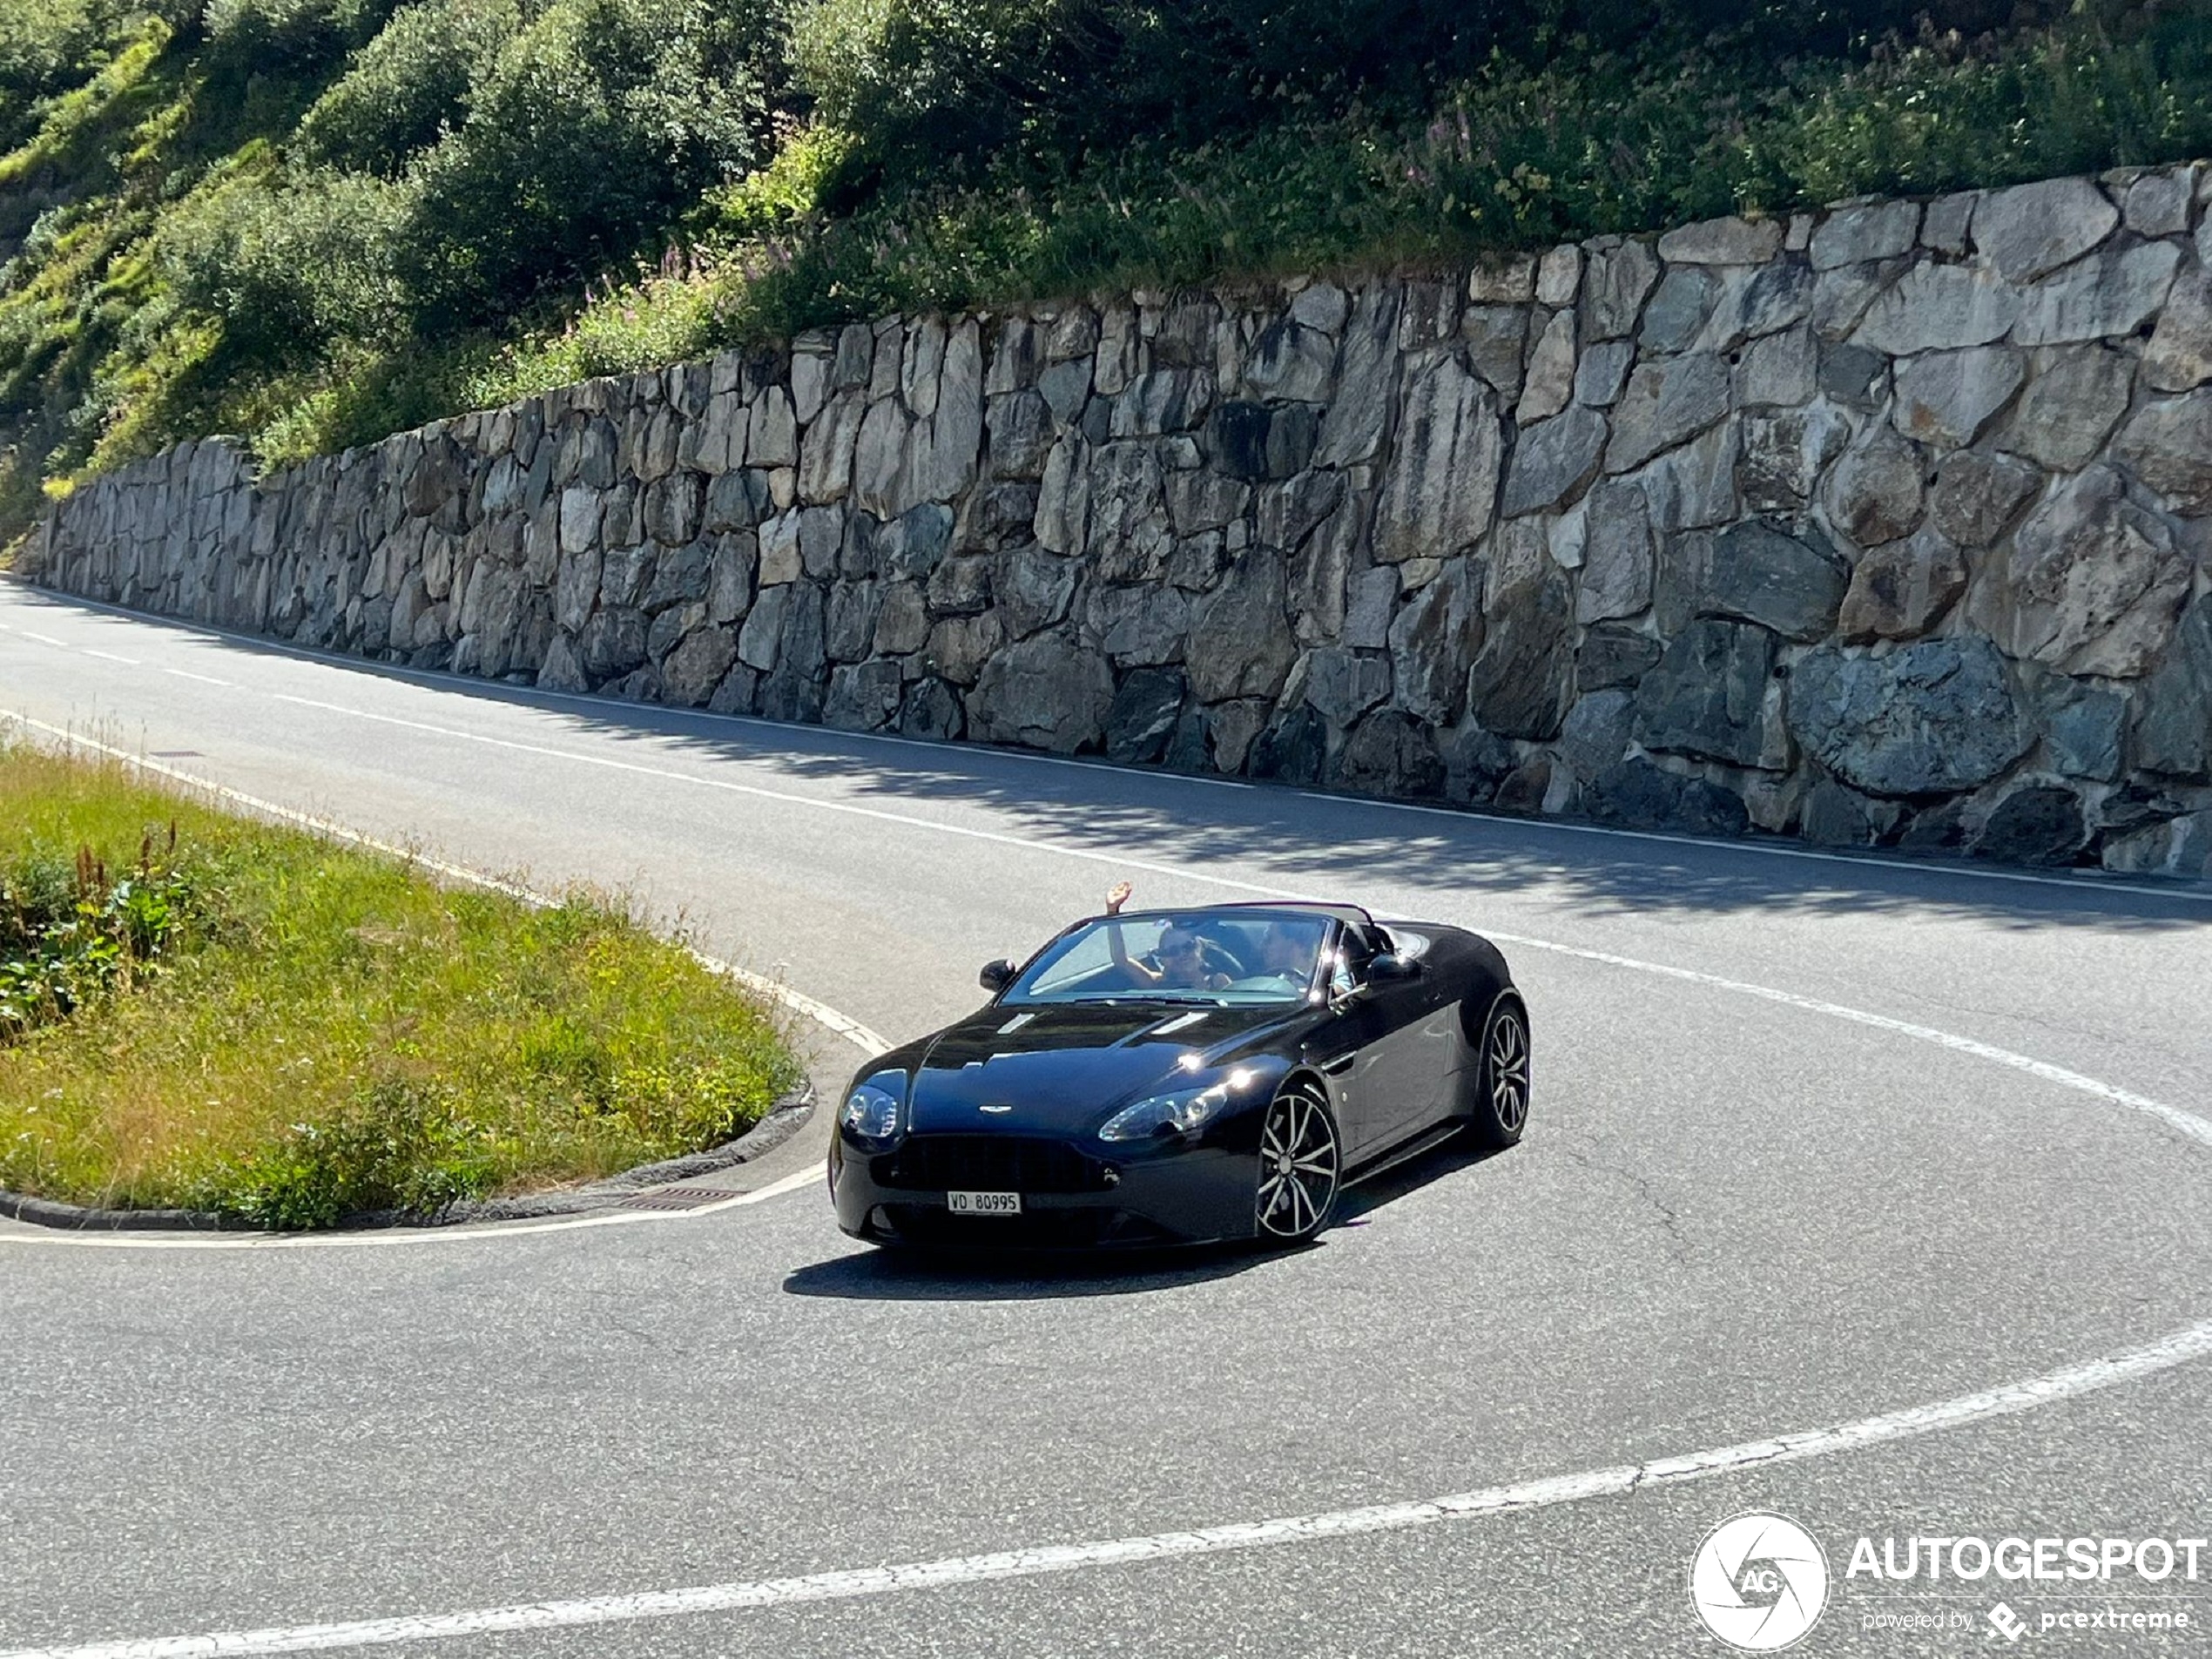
[[1100, 881, 1230, 991]]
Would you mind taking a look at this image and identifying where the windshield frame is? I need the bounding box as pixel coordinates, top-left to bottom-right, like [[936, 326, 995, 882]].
[[998, 908, 1340, 1008]]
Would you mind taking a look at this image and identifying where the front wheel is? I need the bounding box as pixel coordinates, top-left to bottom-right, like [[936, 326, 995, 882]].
[[1468, 997, 1531, 1150], [1255, 1078, 1340, 1245]]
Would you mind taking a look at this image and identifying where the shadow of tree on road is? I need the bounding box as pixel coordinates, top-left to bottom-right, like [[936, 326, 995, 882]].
[[23, 587, 2211, 938]]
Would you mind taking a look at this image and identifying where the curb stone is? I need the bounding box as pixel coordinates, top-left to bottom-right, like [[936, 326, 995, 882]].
[[0, 1082, 814, 1234]]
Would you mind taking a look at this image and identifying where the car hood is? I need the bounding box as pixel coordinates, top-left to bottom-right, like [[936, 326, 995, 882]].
[[906, 1001, 1303, 1137]]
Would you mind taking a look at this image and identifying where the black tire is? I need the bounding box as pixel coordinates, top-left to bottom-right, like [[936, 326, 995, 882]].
[[1468, 996, 1531, 1150], [1254, 1076, 1340, 1244]]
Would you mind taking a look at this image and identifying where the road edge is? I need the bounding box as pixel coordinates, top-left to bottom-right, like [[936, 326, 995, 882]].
[[0, 1082, 818, 1234]]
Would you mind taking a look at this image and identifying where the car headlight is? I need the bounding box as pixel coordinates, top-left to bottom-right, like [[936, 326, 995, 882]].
[[839, 1082, 904, 1150], [1098, 1069, 1251, 1143]]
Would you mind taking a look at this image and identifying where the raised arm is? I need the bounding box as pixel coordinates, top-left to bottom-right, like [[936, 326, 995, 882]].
[[1102, 884, 1161, 982]]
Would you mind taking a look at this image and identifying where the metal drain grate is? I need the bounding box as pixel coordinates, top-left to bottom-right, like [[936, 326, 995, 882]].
[[618, 1186, 745, 1211]]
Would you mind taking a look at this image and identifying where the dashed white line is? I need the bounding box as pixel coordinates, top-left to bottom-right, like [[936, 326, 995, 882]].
[[78, 647, 139, 664], [161, 667, 233, 686], [8, 1313, 2210, 1658]]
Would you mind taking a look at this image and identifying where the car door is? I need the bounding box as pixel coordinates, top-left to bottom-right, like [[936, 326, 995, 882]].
[[1365, 926, 1464, 1144], [1298, 923, 1407, 1163]]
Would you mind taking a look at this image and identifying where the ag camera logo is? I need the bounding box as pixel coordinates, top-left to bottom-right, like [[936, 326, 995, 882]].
[[1689, 1512, 1831, 1650]]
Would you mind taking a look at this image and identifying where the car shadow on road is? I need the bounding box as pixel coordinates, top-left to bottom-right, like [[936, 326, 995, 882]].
[[780, 1239, 1272, 1300], [781, 1136, 1507, 1300], [1339, 1137, 1508, 1223]]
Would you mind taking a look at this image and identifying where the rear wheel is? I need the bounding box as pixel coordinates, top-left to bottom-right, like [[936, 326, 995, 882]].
[[1256, 1078, 1339, 1244], [1468, 997, 1531, 1150]]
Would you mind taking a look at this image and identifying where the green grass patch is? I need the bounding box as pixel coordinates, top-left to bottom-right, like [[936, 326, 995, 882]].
[[0, 740, 803, 1227]]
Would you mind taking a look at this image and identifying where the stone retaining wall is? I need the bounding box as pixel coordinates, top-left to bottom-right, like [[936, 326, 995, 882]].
[[31, 164, 2212, 875]]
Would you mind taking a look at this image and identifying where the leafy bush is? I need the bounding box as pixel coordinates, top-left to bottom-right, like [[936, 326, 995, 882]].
[[0, 0, 117, 147], [786, 0, 2074, 183], [0, 829, 200, 1036], [162, 163, 408, 360], [218, 1077, 496, 1227], [197, 0, 401, 85], [395, 0, 782, 325], [293, 0, 521, 176]]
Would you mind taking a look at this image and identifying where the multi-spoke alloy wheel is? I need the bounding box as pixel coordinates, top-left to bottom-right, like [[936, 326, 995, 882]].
[[1256, 1080, 1340, 1244], [1470, 998, 1531, 1150]]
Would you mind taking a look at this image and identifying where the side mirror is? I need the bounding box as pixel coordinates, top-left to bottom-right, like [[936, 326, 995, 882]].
[[979, 958, 1017, 994], [1368, 952, 1420, 982]]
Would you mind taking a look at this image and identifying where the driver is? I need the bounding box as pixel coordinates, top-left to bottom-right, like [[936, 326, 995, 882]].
[[1254, 920, 1318, 985]]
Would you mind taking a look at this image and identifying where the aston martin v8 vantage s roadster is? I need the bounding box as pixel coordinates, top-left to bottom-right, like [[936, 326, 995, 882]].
[[828, 903, 1529, 1249]]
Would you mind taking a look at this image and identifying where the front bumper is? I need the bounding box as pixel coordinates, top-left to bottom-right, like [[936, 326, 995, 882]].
[[830, 1132, 1256, 1249]]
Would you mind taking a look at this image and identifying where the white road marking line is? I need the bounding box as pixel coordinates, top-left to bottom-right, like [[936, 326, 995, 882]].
[[7, 709, 2202, 1165], [9, 607, 2212, 1652], [246, 695, 2212, 1154], [1478, 931, 2212, 1151], [0, 716, 881, 1251], [17, 629, 68, 647], [260, 691, 1270, 884], [10, 1315, 2210, 1659], [167, 705, 2201, 1160], [160, 667, 232, 686], [1294, 789, 2212, 904], [78, 648, 138, 664], [0, 1163, 824, 1254], [17, 582, 2210, 901]]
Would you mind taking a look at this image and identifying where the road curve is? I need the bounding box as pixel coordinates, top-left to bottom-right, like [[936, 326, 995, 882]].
[[3, 583, 2209, 1657]]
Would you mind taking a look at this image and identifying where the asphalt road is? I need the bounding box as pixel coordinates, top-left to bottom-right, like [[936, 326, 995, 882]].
[[2, 582, 2209, 1658]]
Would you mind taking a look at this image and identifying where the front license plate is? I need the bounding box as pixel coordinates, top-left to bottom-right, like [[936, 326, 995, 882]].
[[947, 1190, 1022, 1216]]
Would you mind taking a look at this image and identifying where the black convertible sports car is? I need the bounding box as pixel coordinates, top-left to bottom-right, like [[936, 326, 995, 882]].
[[828, 902, 1528, 1249]]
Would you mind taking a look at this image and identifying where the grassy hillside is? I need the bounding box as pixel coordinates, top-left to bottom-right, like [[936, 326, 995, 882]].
[[3, 0, 2209, 546]]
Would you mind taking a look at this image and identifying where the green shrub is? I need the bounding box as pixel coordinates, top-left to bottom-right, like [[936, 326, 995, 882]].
[[395, 0, 782, 325], [198, 0, 400, 82], [218, 1077, 497, 1227], [0, 0, 118, 147], [785, 0, 2062, 184], [0, 831, 200, 1035], [293, 0, 521, 176], [161, 164, 408, 360]]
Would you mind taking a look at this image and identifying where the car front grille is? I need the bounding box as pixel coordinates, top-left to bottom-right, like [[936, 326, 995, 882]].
[[876, 1204, 1177, 1250], [873, 1135, 1109, 1195]]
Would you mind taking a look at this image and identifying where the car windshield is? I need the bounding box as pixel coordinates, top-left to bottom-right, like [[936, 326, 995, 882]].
[[1006, 910, 1333, 1006]]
